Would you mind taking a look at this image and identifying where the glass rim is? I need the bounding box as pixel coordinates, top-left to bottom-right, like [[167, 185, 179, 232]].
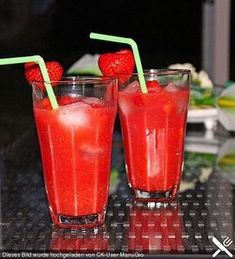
[[31, 75, 118, 85], [144, 68, 191, 76], [116, 68, 191, 77]]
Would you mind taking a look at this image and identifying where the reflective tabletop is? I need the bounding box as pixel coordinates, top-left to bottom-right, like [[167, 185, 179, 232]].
[[0, 121, 235, 258]]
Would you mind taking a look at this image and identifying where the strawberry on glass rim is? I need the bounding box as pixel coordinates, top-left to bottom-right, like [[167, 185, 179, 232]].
[[98, 49, 162, 93], [25, 61, 63, 89], [98, 49, 135, 84]]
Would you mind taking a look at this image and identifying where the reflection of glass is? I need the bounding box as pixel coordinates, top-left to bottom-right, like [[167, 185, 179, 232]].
[[32, 77, 117, 229], [118, 70, 190, 202], [50, 226, 109, 251], [128, 204, 184, 252]]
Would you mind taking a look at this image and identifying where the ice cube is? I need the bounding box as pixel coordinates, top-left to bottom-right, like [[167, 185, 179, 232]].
[[165, 83, 178, 92], [124, 80, 140, 93], [82, 96, 104, 107], [119, 81, 140, 115], [59, 101, 89, 127]]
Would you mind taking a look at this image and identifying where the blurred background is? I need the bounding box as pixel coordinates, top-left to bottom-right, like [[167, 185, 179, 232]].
[[0, 0, 234, 116]]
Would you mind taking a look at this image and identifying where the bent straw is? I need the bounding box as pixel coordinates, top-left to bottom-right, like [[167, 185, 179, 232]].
[[0, 55, 59, 109], [90, 32, 148, 93]]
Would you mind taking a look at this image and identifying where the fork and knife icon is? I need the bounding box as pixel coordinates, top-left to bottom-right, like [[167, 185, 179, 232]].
[[212, 236, 233, 257]]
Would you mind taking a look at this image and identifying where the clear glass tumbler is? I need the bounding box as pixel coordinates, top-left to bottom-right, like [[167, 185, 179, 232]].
[[32, 76, 118, 229], [118, 69, 190, 202]]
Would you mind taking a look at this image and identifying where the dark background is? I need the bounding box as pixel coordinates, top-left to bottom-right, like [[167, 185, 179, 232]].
[[0, 0, 234, 116]]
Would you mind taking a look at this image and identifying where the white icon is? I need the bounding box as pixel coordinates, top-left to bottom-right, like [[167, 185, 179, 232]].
[[212, 236, 233, 257]]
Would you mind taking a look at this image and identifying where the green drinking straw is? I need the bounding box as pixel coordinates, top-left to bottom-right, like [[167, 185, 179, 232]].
[[0, 55, 59, 109], [90, 32, 148, 93]]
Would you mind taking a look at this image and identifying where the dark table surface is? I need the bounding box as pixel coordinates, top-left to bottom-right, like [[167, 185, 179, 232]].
[[0, 115, 235, 258]]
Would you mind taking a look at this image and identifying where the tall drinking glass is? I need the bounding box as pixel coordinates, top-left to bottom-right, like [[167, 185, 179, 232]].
[[32, 77, 118, 229], [118, 69, 190, 202]]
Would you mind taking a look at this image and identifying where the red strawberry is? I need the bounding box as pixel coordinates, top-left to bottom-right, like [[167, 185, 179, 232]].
[[146, 80, 162, 93], [25, 61, 63, 89], [98, 49, 135, 84]]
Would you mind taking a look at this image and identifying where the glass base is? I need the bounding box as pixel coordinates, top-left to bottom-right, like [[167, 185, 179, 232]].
[[132, 186, 178, 204], [50, 210, 106, 229]]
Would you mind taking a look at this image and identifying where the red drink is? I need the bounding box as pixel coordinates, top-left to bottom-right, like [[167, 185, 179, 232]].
[[118, 70, 190, 201], [32, 77, 117, 229]]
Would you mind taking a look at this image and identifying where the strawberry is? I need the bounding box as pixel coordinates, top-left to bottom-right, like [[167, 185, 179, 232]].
[[98, 49, 135, 84], [25, 61, 63, 89], [146, 80, 162, 93]]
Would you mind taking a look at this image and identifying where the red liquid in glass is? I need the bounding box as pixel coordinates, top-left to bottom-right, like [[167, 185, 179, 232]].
[[118, 85, 189, 195], [34, 96, 116, 228]]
